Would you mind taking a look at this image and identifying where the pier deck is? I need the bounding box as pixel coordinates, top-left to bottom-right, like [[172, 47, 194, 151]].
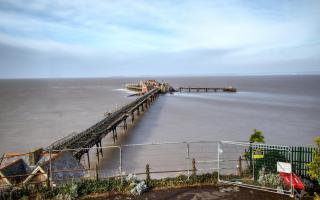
[[46, 88, 160, 160], [45, 82, 236, 162], [178, 87, 237, 93]]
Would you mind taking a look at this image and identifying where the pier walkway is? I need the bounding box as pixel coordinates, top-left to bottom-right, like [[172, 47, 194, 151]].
[[45, 82, 237, 162], [46, 88, 160, 160], [178, 87, 237, 93]]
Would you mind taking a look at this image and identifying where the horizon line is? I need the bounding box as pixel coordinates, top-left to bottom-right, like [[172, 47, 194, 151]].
[[1, 72, 320, 80]]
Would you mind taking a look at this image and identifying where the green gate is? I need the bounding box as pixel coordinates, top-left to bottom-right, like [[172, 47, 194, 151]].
[[249, 145, 315, 179]]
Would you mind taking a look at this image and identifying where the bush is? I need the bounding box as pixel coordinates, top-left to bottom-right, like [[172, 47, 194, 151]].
[[149, 172, 218, 188], [249, 129, 265, 143], [1, 172, 219, 199], [257, 168, 282, 189], [307, 136, 320, 185]]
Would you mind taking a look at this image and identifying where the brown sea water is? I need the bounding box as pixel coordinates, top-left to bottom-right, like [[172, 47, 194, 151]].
[[0, 75, 319, 176]]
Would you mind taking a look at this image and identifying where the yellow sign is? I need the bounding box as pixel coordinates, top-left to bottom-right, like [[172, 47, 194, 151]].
[[253, 148, 264, 159]]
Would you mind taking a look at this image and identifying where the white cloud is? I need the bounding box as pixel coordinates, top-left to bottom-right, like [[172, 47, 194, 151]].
[[0, 0, 319, 77]]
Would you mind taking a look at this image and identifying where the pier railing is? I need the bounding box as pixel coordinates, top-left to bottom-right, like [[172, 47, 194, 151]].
[[178, 87, 237, 93], [46, 88, 160, 153]]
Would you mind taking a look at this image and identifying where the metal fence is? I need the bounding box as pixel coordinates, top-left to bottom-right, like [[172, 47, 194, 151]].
[[291, 146, 315, 179], [74, 141, 220, 180], [0, 140, 316, 197], [218, 141, 293, 196], [0, 141, 220, 190]]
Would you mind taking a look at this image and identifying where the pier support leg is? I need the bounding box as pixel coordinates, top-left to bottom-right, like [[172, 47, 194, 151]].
[[131, 113, 134, 123], [96, 144, 100, 163], [137, 107, 140, 116], [123, 119, 127, 130], [238, 156, 242, 176], [141, 104, 144, 111]]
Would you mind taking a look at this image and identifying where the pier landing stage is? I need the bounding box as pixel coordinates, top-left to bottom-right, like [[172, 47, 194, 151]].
[[177, 87, 237, 93]]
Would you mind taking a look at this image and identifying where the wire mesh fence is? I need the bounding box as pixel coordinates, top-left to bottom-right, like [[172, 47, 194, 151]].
[[0, 141, 219, 190], [218, 141, 293, 196], [0, 140, 316, 198]]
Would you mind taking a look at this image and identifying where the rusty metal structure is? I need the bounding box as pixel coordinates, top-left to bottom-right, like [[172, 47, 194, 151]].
[[41, 81, 236, 171], [45, 82, 237, 162], [45, 88, 160, 161]]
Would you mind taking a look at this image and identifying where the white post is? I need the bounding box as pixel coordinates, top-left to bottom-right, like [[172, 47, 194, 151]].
[[217, 142, 220, 182]]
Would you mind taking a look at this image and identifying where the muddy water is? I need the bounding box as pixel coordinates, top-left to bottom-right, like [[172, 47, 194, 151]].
[[0, 75, 319, 177]]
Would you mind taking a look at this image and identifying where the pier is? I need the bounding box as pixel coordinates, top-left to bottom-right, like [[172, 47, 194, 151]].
[[177, 87, 237, 93], [46, 88, 160, 162], [125, 84, 143, 92], [44, 81, 236, 164]]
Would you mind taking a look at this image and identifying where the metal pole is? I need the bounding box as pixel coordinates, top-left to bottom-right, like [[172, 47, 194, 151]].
[[252, 146, 255, 181], [217, 142, 220, 182], [87, 151, 90, 169], [187, 143, 190, 159], [49, 148, 52, 188], [290, 147, 294, 198], [119, 147, 123, 185], [187, 143, 190, 180]]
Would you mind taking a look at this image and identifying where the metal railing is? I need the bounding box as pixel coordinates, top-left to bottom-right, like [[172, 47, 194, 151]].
[[46, 88, 160, 151], [1, 140, 311, 198]]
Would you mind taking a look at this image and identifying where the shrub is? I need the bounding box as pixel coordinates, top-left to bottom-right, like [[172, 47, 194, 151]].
[[257, 168, 282, 189], [249, 129, 265, 143], [307, 136, 320, 184]]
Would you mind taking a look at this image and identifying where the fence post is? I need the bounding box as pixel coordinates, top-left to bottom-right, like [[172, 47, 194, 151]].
[[95, 164, 99, 181], [217, 142, 220, 182], [252, 146, 255, 180], [192, 158, 196, 177], [119, 147, 123, 185], [187, 143, 190, 180], [49, 148, 52, 189], [146, 164, 150, 185], [238, 156, 242, 176], [290, 147, 294, 198]]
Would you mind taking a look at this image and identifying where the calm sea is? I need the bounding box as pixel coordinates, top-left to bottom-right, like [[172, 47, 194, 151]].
[[0, 75, 319, 175]]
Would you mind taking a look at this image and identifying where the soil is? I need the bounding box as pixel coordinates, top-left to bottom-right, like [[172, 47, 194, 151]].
[[81, 185, 312, 200]]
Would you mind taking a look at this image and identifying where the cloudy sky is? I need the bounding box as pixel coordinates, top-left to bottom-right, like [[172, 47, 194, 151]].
[[0, 0, 319, 78]]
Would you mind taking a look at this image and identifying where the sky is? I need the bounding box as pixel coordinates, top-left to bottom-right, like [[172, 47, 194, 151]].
[[0, 0, 319, 78]]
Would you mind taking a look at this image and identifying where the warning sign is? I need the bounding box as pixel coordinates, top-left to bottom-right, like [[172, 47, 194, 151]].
[[277, 162, 292, 173], [253, 148, 264, 159]]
